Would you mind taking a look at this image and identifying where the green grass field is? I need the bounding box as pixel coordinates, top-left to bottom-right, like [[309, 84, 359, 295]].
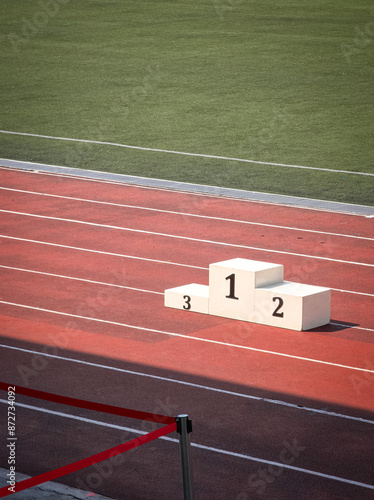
[[1, 0, 373, 205]]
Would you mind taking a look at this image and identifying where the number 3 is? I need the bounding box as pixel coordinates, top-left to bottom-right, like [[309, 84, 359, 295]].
[[183, 295, 191, 310]]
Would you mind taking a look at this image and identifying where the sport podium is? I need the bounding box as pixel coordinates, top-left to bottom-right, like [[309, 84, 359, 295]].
[[164, 258, 331, 331]]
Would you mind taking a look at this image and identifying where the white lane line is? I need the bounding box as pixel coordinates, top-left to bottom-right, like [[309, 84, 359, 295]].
[[1, 264, 373, 299], [0, 398, 156, 436], [0, 235, 206, 270], [1, 186, 372, 242], [329, 288, 374, 298], [0, 400, 372, 490], [3, 264, 372, 335], [0, 265, 163, 295], [0, 265, 372, 329], [1, 210, 373, 268], [1, 300, 374, 373], [330, 321, 374, 331], [1, 129, 373, 177], [1, 344, 373, 425]]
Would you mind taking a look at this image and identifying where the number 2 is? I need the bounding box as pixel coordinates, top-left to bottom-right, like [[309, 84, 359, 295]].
[[272, 297, 284, 317]]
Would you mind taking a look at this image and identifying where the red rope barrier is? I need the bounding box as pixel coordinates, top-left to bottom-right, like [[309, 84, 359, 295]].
[[0, 382, 174, 423], [0, 421, 177, 497]]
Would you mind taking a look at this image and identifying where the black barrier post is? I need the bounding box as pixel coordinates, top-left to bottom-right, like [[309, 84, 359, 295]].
[[176, 414, 194, 500]]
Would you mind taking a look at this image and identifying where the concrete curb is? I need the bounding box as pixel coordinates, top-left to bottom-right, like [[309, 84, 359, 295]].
[[1, 158, 373, 216]]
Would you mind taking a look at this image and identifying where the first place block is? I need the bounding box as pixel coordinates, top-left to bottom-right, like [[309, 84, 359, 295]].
[[164, 283, 209, 314], [209, 258, 284, 321]]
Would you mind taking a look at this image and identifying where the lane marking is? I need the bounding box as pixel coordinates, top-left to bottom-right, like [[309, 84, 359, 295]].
[[1, 238, 373, 299], [1, 129, 373, 177], [330, 321, 374, 331], [1, 264, 373, 299], [1, 186, 373, 242], [329, 288, 374, 297], [1, 300, 374, 372], [0, 265, 163, 295], [0, 235, 206, 270], [0, 400, 373, 490], [1, 210, 373, 267], [0, 344, 373, 425]]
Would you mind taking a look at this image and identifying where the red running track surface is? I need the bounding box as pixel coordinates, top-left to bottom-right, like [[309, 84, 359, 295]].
[[0, 167, 373, 500]]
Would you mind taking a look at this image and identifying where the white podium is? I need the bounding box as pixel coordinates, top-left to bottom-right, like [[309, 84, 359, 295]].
[[164, 258, 331, 331]]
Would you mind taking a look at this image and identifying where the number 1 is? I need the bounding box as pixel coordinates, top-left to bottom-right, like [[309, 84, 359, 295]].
[[226, 274, 239, 300]]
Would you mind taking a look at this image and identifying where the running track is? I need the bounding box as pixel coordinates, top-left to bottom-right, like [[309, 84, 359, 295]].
[[0, 166, 373, 500]]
